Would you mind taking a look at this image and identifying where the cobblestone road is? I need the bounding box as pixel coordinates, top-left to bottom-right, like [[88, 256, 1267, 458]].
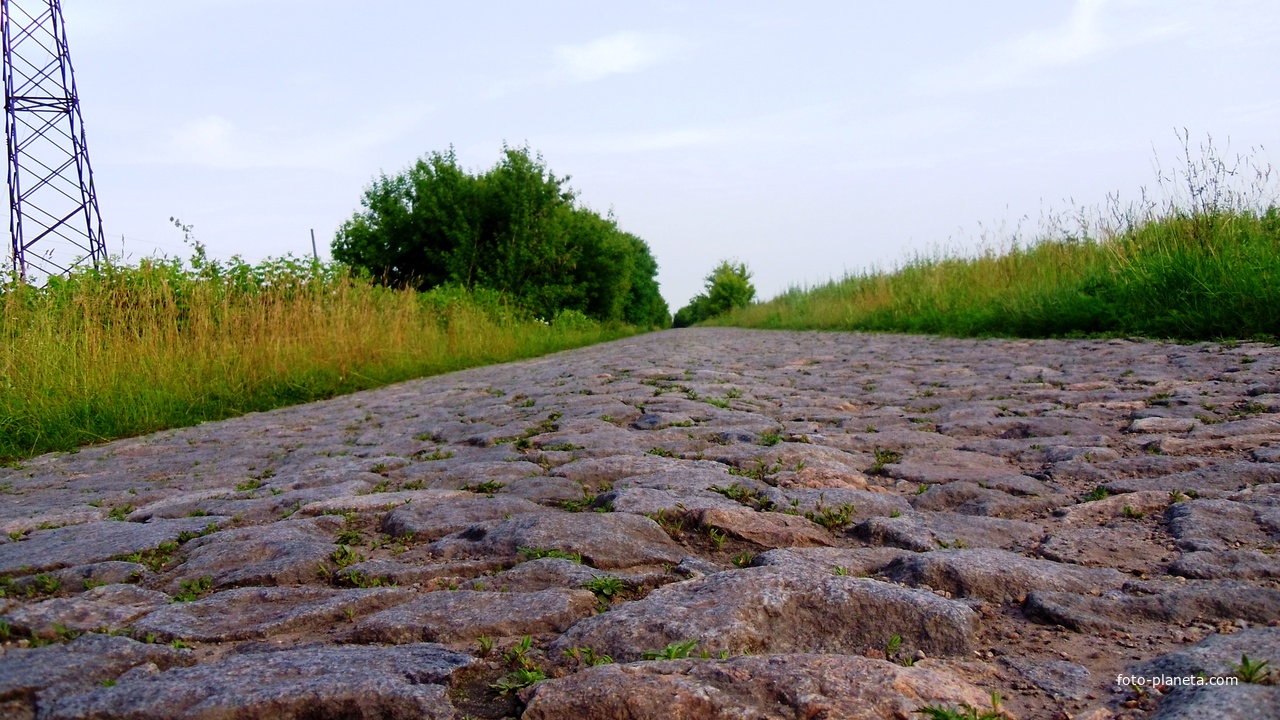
[[2, 328, 1279, 719]]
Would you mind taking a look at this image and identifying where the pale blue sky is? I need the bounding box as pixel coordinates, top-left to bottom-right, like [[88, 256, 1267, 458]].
[[56, 0, 1280, 308]]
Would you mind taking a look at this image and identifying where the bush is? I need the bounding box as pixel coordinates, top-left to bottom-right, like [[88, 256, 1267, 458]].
[[551, 308, 597, 331], [674, 260, 756, 327], [333, 145, 669, 328]]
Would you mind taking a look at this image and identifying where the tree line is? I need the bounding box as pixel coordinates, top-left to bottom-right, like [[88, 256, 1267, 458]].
[[333, 145, 670, 328]]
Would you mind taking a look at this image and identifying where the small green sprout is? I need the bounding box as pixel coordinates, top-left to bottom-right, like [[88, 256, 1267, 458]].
[[885, 634, 902, 659], [1083, 486, 1110, 502], [584, 575, 625, 601], [491, 668, 545, 695], [870, 447, 902, 474], [503, 635, 535, 669], [330, 544, 363, 569], [172, 577, 212, 603], [642, 639, 699, 660], [1234, 654, 1273, 684], [563, 646, 613, 667], [518, 547, 582, 563]]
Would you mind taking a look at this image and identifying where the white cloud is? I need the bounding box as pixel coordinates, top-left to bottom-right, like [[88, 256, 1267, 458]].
[[554, 32, 682, 83], [916, 0, 1180, 93], [1012, 0, 1111, 67], [167, 115, 239, 167], [544, 128, 717, 155], [536, 101, 970, 159], [155, 105, 431, 170]]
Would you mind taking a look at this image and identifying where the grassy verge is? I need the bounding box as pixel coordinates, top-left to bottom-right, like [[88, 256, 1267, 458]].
[[1, 253, 636, 462], [709, 144, 1280, 341]]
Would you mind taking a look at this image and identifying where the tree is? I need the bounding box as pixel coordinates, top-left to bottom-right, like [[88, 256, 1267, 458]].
[[332, 145, 669, 327], [673, 260, 756, 327]]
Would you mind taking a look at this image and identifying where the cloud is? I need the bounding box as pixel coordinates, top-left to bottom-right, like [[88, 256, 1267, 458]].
[[543, 128, 718, 155], [168, 116, 239, 166], [1007, 0, 1112, 68], [155, 105, 431, 170], [534, 101, 964, 159], [916, 0, 1180, 93], [554, 32, 682, 83]]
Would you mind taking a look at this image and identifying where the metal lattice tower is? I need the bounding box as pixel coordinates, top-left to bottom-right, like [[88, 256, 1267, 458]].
[[2, 0, 104, 283]]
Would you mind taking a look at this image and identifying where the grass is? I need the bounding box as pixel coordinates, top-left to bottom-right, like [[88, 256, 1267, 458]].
[[0, 251, 639, 462], [559, 491, 610, 513], [518, 546, 582, 563], [805, 501, 856, 531], [330, 544, 363, 569], [31, 573, 60, 596], [563, 646, 613, 667], [706, 139, 1280, 342], [490, 668, 545, 696], [884, 634, 902, 658], [869, 448, 902, 474], [642, 639, 699, 660], [710, 483, 776, 512], [462, 481, 505, 495], [583, 575, 625, 601], [1083, 486, 1111, 503], [1234, 654, 1274, 684], [172, 576, 213, 603], [916, 692, 1006, 720]]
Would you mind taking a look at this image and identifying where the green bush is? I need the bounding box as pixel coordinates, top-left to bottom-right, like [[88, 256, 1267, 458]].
[[551, 308, 597, 331], [674, 260, 756, 327], [333, 145, 670, 328]]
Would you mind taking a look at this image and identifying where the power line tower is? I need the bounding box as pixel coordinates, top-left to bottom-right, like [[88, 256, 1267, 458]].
[[1, 0, 104, 283]]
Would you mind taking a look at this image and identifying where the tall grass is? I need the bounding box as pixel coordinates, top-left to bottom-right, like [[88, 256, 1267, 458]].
[[1, 251, 635, 461], [710, 136, 1280, 341]]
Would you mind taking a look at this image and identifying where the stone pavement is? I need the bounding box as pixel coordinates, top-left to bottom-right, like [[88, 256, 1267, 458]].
[[1, 328, 1278, 719]]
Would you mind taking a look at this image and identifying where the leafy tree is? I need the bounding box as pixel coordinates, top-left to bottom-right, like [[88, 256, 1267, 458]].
[[621, 234, 668, 327], [705, 260, 756, 315], [332, 145, 669, 327], [674, 260, 756, 327]]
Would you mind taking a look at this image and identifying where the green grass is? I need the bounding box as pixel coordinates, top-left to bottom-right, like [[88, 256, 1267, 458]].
[[0, 253, 639, 462], [707, 144, 1280, 342], [711, 208, 1279, 340], [518, 546, 583, 563], [642, 639, 699, 660]]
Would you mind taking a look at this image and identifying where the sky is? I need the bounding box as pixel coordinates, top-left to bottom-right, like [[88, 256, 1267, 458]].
[[28, 0, 1280, 308]]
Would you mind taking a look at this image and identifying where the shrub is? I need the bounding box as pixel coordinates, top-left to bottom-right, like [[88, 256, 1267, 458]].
[[674, 260, 756, 327], [333, 145, 670, 328]]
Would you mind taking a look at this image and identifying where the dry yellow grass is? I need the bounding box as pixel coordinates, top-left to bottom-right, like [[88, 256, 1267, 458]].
[[1, 258, 632, 460]]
